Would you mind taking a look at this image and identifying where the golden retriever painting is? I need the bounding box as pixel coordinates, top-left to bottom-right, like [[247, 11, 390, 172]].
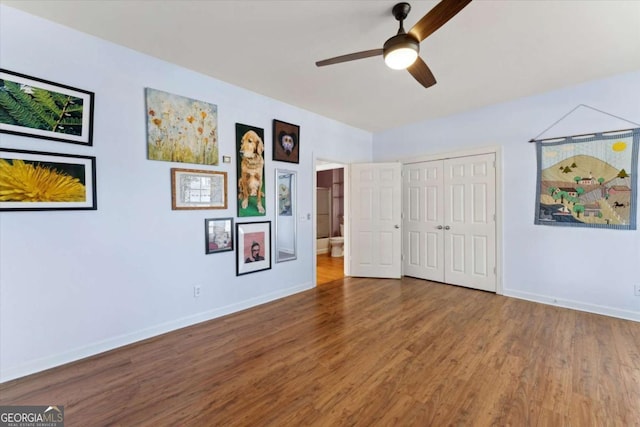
[[236, 124, 266, 216]]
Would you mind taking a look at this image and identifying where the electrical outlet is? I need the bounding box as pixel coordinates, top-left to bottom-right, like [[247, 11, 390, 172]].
[[635, 284, 640, 296], [194, 285, 201, 298]]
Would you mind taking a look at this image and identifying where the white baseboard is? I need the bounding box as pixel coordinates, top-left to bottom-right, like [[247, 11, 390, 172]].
[[503, 289, 639, 322], [0, 282, 313, 383]]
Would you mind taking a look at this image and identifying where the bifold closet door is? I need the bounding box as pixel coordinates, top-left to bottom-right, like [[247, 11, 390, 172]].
[[403, 153, 496, 292], [403, 161, 445, 282]]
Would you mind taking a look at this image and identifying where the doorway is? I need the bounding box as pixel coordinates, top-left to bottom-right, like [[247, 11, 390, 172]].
[[315, 160, 346, 285]]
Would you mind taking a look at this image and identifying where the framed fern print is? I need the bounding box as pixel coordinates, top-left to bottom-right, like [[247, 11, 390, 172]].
[[0, 69, 95, 146]]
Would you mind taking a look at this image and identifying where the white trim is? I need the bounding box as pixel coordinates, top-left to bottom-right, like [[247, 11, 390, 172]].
[[0, 282, 313, 383], [399, 144, 502, 165], [504, 289, 640, 322]]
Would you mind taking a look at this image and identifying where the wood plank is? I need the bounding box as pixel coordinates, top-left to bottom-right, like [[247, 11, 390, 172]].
[[1, 277, 638, 426], [316, 253, 344, 285]]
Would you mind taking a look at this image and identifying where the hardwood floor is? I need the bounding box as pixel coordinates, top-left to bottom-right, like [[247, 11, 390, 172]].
[[1, 277, 638, 426], [316, 253, 344, 285]]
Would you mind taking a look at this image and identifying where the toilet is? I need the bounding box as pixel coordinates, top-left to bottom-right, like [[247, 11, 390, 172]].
[[329, 224, 344, 257]]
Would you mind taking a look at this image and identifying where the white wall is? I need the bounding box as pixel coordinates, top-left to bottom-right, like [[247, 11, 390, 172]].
[[373, 71, 640, 321], [0, 6, 372, 382]]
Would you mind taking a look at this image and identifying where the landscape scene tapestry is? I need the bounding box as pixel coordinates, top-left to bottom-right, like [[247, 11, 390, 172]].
[[535, 129, 638, 230]]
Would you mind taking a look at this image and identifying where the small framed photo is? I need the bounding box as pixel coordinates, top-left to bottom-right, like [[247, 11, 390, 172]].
[[273, 119, 299, 164], [0, 148, 97, 211], [236, 221, 271, 276], [171, 168, 227, 210], [205, 217, 234, 254], [0, 69, 95, 145]]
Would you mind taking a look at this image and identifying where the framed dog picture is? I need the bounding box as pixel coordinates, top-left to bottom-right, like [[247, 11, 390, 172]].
[[205, 217, 233, 254], [236, 221, 271, 276], [236, 123, 266, 217], [272, 119, 299, 164]]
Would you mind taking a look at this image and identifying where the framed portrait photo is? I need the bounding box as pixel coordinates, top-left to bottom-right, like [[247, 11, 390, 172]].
[[0, 148, 97, 211], [236, 221, 271, 276], [272, 119, 299, 164], [0, 69, 95, 145], [205, 217, 234, 254], [171, 168, 227, 210]]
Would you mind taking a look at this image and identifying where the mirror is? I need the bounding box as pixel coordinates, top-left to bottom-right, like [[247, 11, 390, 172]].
[[275, 169, 297, 262]]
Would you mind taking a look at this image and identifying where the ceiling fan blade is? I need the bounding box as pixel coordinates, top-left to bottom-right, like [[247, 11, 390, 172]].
[[315, 49, 383, 67], [407, 57, 437, 88], [408, 0, 472, 43]]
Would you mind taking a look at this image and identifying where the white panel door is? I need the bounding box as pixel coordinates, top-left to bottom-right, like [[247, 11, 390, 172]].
[[401, 153, 496, 292], [443, 154, 496, 291], [403, 162, 445, 282], [350, 163, 402, 279]]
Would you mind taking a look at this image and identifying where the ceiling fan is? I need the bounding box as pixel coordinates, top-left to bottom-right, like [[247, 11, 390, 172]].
[[315, 0, 472, 88]]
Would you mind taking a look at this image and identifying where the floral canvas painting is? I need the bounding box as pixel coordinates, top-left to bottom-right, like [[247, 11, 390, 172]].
[[146, 88, 218, 165], [535, 128, 638, 230]]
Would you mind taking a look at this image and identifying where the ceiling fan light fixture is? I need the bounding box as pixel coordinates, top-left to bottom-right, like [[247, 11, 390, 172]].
[[383, 34, 419, 70]]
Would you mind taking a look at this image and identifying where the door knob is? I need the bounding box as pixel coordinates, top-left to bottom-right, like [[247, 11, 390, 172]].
[[394, 225, 400, 229], [436, 225, 443, 230], [444, 225, 451, 230]]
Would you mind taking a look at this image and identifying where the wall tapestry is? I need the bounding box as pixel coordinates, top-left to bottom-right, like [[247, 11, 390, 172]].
[[534, 128, 639, 230], [145, 88, 218, 165]]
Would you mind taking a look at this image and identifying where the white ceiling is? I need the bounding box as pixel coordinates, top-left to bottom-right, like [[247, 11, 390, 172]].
[[4, 0, 640, 133]]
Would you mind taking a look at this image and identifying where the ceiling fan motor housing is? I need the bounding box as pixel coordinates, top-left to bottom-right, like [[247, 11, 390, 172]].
[[383, 33, 420, 69], [384, 2, 420, 69]]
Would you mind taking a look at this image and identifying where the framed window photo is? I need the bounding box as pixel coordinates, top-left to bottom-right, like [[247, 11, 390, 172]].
[[171, 168, 227, 210], [236, 221, 271, 276], [205, 217, 234, 254], [0, 148, 97, 211], [272, 119, 299, 164], [0, 69, 95, 145]]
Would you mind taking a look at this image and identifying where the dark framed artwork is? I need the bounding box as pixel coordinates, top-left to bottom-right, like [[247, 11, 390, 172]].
[[236, 123, 266, 217], [146, 87, 219, 165], [0, 69, 95, 145], [236, 221, 271, 276], [205, 217, 234, 254], [171, 168, 227, 210], [272, 119, 299, 164], [0, 148, 97, 211]]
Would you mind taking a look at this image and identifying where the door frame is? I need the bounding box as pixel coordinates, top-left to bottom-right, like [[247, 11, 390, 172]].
[[313, 155, 351, 286], [400, 145, 504, 295]]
